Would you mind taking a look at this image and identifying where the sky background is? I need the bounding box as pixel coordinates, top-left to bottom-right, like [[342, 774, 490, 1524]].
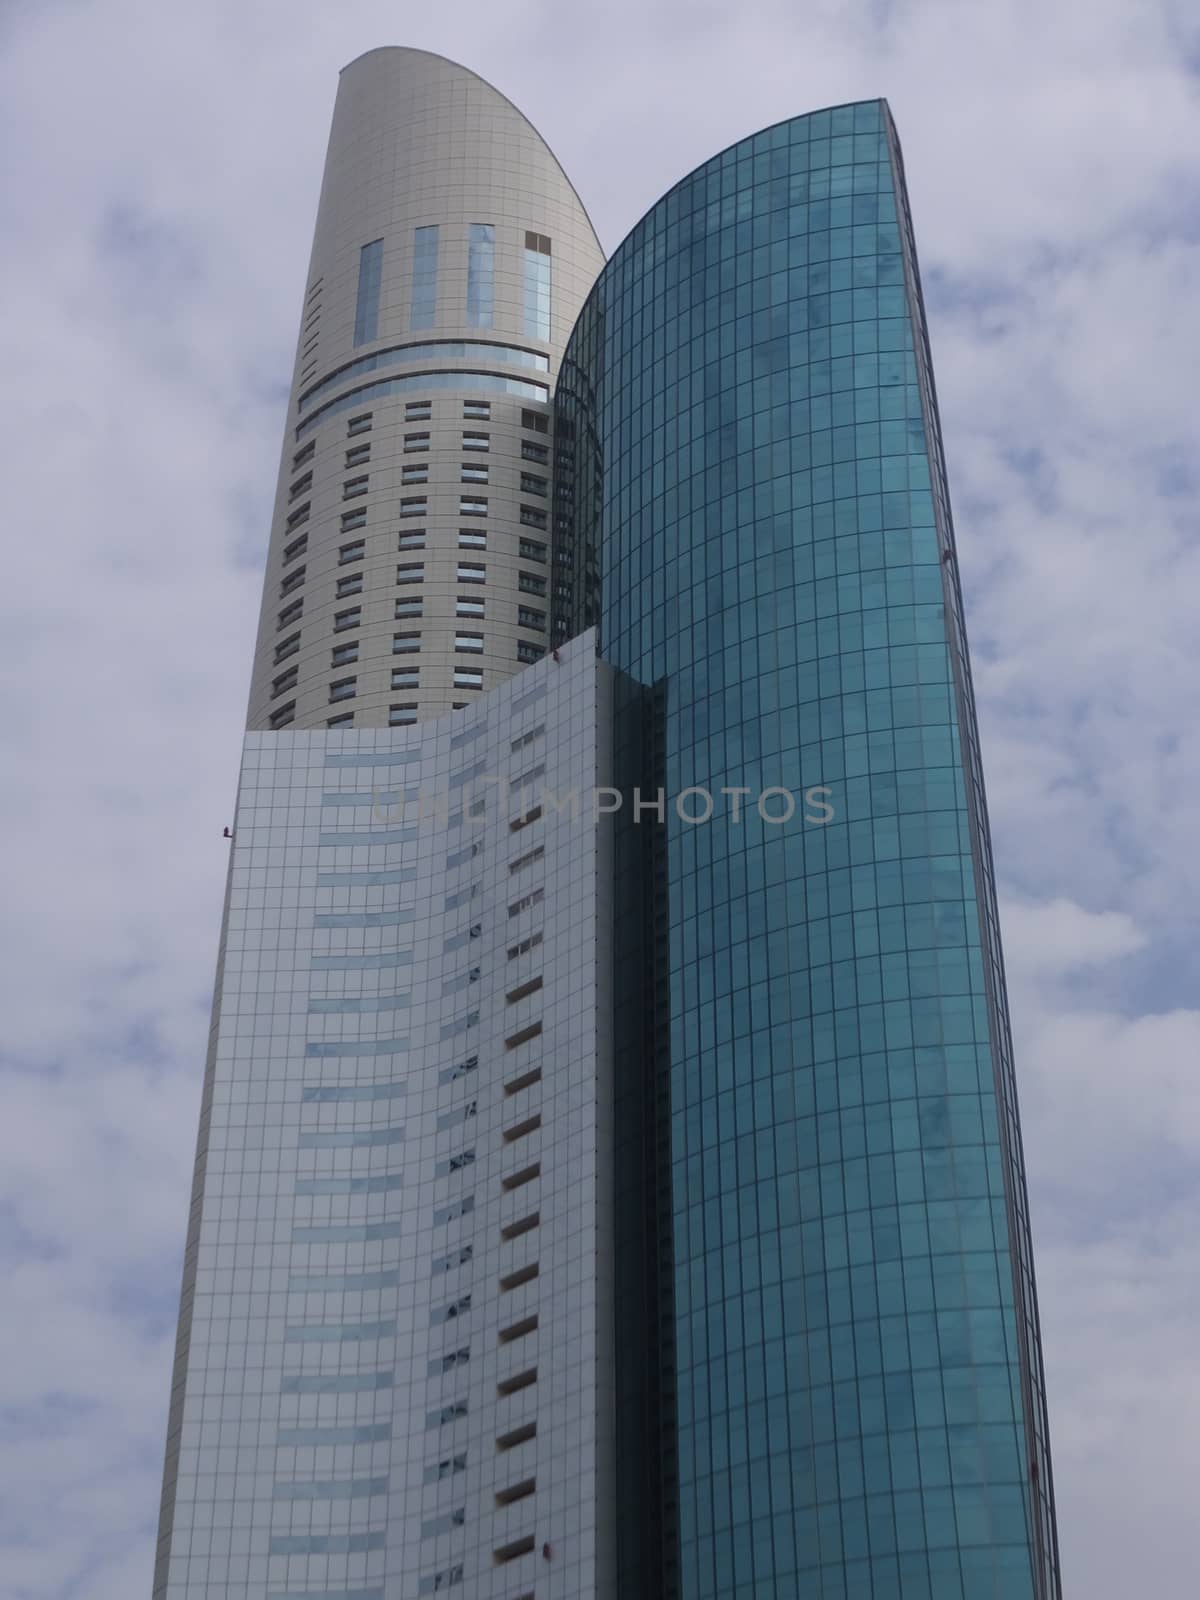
[[1, 0, 1198, 1594]]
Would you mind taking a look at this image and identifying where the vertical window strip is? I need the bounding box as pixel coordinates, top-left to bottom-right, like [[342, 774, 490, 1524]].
[[466, 224, 495, 329], [411, 225, 439, 330], [353, 238, 384, 347], [522, 235, 551, 341]]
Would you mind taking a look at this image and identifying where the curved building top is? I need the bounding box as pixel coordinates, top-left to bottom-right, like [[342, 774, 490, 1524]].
[[247, 48, 604, 732]]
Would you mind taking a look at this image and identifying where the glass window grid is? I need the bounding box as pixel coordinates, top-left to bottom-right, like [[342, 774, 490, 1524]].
[[553, 97, 1057, 1600]]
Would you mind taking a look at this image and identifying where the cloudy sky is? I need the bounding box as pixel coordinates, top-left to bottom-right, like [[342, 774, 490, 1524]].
[[1, 0, 1198, 1594]]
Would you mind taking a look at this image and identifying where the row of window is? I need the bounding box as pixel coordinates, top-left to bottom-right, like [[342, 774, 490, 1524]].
[[292, 402, 547, 473], [269, 400, 551, 727], [277, 568, 547, 636], [351, 223, 551, 347]]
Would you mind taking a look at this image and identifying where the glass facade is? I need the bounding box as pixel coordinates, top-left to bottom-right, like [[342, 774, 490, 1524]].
[[556, 99, 1060, 1600]]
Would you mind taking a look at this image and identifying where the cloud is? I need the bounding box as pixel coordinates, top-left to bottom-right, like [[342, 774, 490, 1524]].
[[1, 1, 1198, 1596]]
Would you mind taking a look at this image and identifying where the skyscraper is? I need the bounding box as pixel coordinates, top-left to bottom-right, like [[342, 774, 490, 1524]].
[[155, 46, 1061, 1600]]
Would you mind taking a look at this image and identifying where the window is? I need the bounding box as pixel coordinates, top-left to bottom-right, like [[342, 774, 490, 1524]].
[[460, 497, 487, 516], [466, 222, 494, 328], [333, 606, 361, 631], [392, 667, 418, 689], [393, 631, 421, 653], [425, 1455, 467, 1485], [517, 606, 546, 631], [406, 400, 431, 420], [519, 537, 546, 563], [278, 598, 303, 629], [285, 501, 310, 530], [345, 443, 370, 466], [509, 844, 544, 874], [511, 726, 543, 752], [402, 463, 428, 483], [395, 599, 423, 619], [331, 641, 359, 667], [353, 238, 383, 346], [397, 562, 424, 584], [453, 668, 483, 689], [389, 703, 418, 726], [336, 573, 363, 597], [405, 431, 430, 452], [289, 470, 312, 501], [463, 400, 490, 420], [458, 529, 486, 549], [280, 564, 306, 597], [329, 676, 357, 702], [517, 641, 545, 664], [327, 712, 354, 727], [341, 507, 367, 531], [339, 539, 365, 564], [400, 497, 427, 517], [347, 411, 373, 435], [410, 223, 438, 330], [283, 533, 307, 564], [269, 700, 295, 729], [455, 632, 484, 653], [462, 431, 489, 451], [519, 571, 546, 595], [519, 504, 547, 529], [271, 665, 298, 698], [523, 231, 551, 340], [275, 632, 300, 664], [460, 464, 488, 483], [456, 597, 485, 617], [398, 530, 425, 550], [521, 407, 548, 433], [292, 439, 315, 470], [457, 563, 485, 584], [343, 474, 369, 499], [521, 439, 548, 463], [520, 472, 547, 496]]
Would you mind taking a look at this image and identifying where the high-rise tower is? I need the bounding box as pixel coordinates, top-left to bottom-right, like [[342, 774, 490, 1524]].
[[155, 50, 1061, 1600]]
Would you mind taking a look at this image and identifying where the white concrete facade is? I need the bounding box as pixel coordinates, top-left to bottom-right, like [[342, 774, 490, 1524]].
[[246, 48, 604, 733]]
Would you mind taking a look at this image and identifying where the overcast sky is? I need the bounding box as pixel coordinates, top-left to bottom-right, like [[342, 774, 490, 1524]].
[[1, 1, 1198, 1595]]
